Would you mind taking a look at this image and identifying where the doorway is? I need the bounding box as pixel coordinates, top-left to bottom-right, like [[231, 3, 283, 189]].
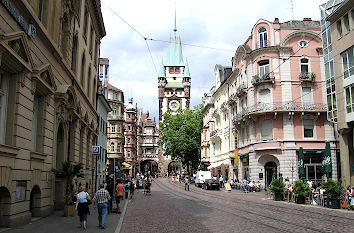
[[265, 161, 277, 187]]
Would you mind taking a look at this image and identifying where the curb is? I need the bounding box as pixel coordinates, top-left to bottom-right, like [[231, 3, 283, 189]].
[[114, 198, 129, 233]]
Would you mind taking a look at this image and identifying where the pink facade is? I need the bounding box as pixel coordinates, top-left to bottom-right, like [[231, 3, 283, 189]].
[[201, 92, 214, 169], [229, 18, 337, 187], [124, 98, 138, 177]]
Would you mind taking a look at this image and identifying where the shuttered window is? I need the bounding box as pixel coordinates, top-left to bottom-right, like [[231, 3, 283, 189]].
[[261, 119, 273, 141], [303, 119, 314, 138]]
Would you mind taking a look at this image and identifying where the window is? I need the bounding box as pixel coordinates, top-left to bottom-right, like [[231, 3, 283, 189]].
[[260, 119, 273, 141], [341, 46, 354, 79], [118, 125, 121, 132], [303, 119, 314, 138], [128, 114, 131, 118], [299, 40, 308, 48], [258, 60, 269, 77], [170, 67, 180, 74], [337, 19, 342, 37], [128, 151, 130, 158], [38, 0, 44, 21], [110, 142, 115, 152], [128, 138, 130, 144], [32, 94, 44, 152], [89, 26, 94, 55], [0, 73, 9, 144], [15, 181, 27, 202], [117, 144, 121, 152], [345, 84, 354, 113], [343, 14, 350, 33], [300, 58, 309, 74], [113, 107, 117, 117], [83, 7, 88, 40], [128, 126, 131, 131], [258, 27, 268, 48], [302, 87, 313, 109], [111, 124, 116, 133]]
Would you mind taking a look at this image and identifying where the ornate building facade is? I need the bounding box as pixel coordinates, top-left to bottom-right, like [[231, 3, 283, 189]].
[[123, 98, 138, 177], [201, 91, 215, 170], [229, 18, 337, 187], [107, 84, 125, 180], [0, 0, 105, 227]]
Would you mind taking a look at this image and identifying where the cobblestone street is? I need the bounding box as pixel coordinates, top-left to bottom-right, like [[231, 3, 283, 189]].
[[120, 178, 354, 233]]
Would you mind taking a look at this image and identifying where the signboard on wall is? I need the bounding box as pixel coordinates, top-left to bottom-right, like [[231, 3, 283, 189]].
[[92, 146, 100, 155], [234, 131, 239, 162]]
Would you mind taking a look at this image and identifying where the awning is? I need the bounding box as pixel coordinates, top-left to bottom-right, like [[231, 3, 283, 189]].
[[207, 161, 226, 170], [122, 162, 131, 168]]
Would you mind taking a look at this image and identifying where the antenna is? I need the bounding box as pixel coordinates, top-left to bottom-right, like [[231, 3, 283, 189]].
[[290, 0, 295, 20]]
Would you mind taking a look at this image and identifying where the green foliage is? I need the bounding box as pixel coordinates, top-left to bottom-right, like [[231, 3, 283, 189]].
[[159, 104, 204, 173], [268, 178, 286, 194], [293, 180, 311, 197], [322, 180, 343, 199], [52, 161, 85, 205]]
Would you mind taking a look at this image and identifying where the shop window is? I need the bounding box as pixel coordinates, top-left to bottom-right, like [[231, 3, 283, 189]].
[[261, 119, 273, 141], [303, 119, 314, 138]]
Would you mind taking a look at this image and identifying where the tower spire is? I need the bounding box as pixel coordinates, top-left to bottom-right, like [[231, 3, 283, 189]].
[[173, 3, 177, 36]]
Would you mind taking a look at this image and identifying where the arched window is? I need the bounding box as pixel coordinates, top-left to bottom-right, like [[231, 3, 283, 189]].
[[258, 27, 268, 48], [80, 53, 86, 87], [110, 142, 115, 152], [261, 119, 273, 141]]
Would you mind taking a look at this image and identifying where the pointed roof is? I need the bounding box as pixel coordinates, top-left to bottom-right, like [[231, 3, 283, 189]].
[[184, 59, 190, 77], [165, 36, 184, 66], [158, 59, 165, 77], [126, 97, 136, 111]]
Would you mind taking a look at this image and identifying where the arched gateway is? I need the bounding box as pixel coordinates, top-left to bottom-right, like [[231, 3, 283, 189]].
[[140, 159, 158, 176]]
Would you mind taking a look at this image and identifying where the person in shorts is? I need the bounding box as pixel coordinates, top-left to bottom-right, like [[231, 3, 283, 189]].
[[115, 179, 124, 214]]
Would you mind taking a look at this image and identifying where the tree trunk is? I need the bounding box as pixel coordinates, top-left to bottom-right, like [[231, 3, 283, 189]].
[[187, 160, 190, 175]]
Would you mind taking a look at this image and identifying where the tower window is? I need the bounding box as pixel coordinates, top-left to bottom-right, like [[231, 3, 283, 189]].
[[170, 67, 180, 74]]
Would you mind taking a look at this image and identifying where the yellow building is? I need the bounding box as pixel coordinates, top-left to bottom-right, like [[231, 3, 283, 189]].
[[0, 0, 105, 227]]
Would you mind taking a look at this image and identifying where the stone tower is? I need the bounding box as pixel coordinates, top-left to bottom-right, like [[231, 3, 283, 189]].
[[158, 12, 191, 122]]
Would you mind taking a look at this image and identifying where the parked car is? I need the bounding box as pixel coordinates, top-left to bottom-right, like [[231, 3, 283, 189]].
[[202, 179, 220, 190], [195, 171, 211, 188]]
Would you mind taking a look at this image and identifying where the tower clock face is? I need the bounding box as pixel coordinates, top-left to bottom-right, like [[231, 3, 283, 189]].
[[169, 100, 180, 111]]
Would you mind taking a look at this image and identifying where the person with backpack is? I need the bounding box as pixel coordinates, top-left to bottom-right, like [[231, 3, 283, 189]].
[[124, 180, 129, 199]]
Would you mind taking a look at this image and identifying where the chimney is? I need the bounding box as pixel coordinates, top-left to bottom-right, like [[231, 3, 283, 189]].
[[274, 18, 279, 24]]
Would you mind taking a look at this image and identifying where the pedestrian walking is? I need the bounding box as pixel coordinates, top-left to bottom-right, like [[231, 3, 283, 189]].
[[129, 180, 135, 199], [124, 180, 129, 199], [75, 186, 91, 230], [115, 179, 124, 214], [184, 176, 190, 191], [93, 184, 111, 229], [219, 175, 224, 188], [106, 178, 114, 214]]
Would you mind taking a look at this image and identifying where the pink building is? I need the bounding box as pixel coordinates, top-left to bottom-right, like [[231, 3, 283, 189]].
[[229, 18, 337, 187]]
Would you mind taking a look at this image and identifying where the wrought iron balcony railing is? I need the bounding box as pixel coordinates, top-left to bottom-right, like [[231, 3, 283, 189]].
[[232, 101, 327, 123], [257, 40, 269, 48], [210, 129, 222, 138], [236, 83, 247, 97], [299, 72, 316, 81], [251, 72, 275, 85]]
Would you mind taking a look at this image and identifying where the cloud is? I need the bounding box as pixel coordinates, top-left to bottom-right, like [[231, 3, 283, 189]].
[[100, 0, 326, 122]]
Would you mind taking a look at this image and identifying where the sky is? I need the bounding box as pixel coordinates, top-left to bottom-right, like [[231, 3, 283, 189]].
[[100, 0, 326, 122]]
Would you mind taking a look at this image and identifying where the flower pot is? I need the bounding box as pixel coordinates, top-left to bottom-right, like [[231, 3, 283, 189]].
[[296, 195, 305, 204], [274, 192, 283, 201], [64, 205, 75, 217], [328, 198, 341, 209]]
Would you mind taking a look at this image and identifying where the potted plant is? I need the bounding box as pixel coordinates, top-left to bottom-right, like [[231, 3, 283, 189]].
[[322, 180, 343, 209], [268, 178, 286, 201], [293, 180, 311, 204], [52, 161, 85, 216]]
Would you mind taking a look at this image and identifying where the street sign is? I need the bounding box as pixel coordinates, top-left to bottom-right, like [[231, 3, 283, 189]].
[[92, 146, 100, 155]]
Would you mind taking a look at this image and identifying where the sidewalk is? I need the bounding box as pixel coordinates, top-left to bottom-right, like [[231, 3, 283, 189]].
[[1, 199, 128, 233]]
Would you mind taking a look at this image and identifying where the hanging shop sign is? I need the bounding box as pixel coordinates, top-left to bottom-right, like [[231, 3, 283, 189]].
[[234, 131, 239, 162], [1, 0, 37, 39]]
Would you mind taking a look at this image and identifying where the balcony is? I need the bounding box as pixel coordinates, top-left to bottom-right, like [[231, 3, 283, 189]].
[[251, 72, 275, 86], [228, 93, 237, 104], [232, 101, 327, 123], [221, 101, 228, 110], [299, 72, 316, 82], [210, 129, 222, 139], [236, 83, 247, 97], [257, 40, 269, 49], [212, 108, 219, 118]]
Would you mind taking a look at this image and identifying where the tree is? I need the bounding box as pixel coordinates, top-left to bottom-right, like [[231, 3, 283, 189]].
[[159, 104, 203, 174], [52, 161, 85, 205]]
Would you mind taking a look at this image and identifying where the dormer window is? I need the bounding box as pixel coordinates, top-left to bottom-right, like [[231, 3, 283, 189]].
[[170, 67, 180, 74], [258, 27, 268, 48]]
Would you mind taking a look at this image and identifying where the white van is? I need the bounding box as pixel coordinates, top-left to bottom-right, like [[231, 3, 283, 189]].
[[195, 171, 211, 187]]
